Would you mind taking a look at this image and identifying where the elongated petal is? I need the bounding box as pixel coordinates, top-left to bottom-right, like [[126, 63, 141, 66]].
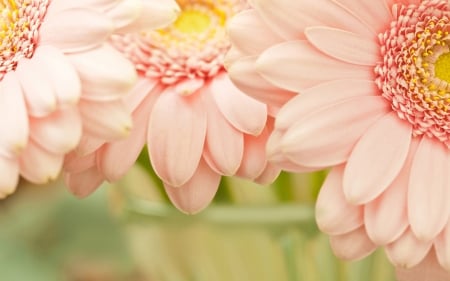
[[253, 163, 281, 185], [105, 0, 140, 30], [19, 141, 64, 184], [396, 251, 450, 281], [435, 223, 450, 271], [74, 135, 105, 156], [250, 0, 372, 40], [227, 9, 283, 55], [256, 40, 375, 92], [236, 127, 269, 180], [210, 74, 267, 136], [329, 226, 376, 260], [364, 138, 419, 245], [69, 44, 137, 101], [16, 57, 56, 117], [164, 159, 221, 214], [148, 91, 206, 187], [409, 137, 450, 241], [227, 56, 295, 111], [46, 0, 120, 15], [331, 0, 391, 34], [203, 93, 243, 176], [79, 99, 132, 141], [30, 107, 82, 154], [343, 112, 412, 204], [40, 8, 113, 53], [100, 91, 156, 182], [115, 0, 180, 33], [386, 229, 432, 268], [316, 165, 363, 235], [305, 27, 380, 65], [0, 72, 28, 157], [65, 167, 105, 198], [0, 156, 19, 197], [280, 96, 389, 167], [275, 79, 379, 130], [64, 151, 97, 174], [32, 45, 81, 105]]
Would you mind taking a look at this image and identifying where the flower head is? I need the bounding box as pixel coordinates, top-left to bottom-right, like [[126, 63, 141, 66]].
[[227, 0, 450, 274], [0, 0, 178, 198], [64, 0, 279, 214]]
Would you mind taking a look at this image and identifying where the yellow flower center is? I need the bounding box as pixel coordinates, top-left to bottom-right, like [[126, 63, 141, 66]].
[[435, 52, 450, 83], [174, 9, 211, 33]]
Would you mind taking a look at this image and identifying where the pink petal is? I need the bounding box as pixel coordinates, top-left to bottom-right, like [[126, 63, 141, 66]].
[[227, 56, 296, 111], [32, 45, 81, 105], [30, 107, 82, 154], [74, 134, 105, 156], [343, 112, 412, 204], [305, 26, 380, 65], [316, 165, 363, 235], [47, 0, 120, 14], [250, 0, 372, 40], [275, 79, 380, 130], [0, 72, 28, 157], [69, 44, 137, 101], [331, 0, 392, 34], [364, 138, 420, 245], [79, 99, 132, 141], [256, 40, 375, 92], [280, 96, 389, 167], [64, 151, 97, 174], [148, 91, 206, 187], [409, 137, 450, 241], [227, 9, 284, 55], [124, 78, 159, 111], [164, 159, 221, 214], [396, 251, 450, 281], [114, 0, 180, 33], [40, 8, 113, 53], [16, 57, 56, 117], [436, 223, 450, 271], [266, 129, 327, 172], [99, 91, 156, 182], [64, 167, 105, 198], [210, 74, 267, 136], [236, 127, 269, 180], [0, 155, 19, 197], [253, 163, 281, 185], [104, 0, 140, 30], [386, 228, 433, 268], [19, 141, 64, 184], [202, 93, 243, 176], [329, 226, 376, 260]]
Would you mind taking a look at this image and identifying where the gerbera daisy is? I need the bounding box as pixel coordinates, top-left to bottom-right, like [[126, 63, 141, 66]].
[[0, 0, 179, 198], [64, 0, 279, 214], [227, 0, 450, 276]]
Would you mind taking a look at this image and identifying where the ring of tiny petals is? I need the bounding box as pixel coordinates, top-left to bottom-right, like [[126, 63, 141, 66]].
[[375, 0, 450, 146]]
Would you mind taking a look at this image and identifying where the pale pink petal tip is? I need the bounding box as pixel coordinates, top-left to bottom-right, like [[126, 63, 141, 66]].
[[396, 251, 450, 281], [164, 160, 221, 214], [64, 167, 105, 198]]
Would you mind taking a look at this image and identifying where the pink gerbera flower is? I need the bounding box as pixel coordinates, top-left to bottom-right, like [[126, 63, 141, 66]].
[[64, 0, 279, 214], [0, 0, 179, 198], [227, 0, 450, 276]]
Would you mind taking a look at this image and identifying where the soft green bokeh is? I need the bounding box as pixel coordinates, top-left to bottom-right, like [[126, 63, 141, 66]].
[[0, 180, 136, 281]]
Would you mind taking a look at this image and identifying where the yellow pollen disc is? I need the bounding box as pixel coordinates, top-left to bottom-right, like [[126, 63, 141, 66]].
[[174, 9, 211, 33], [435, 52, 450, 83]]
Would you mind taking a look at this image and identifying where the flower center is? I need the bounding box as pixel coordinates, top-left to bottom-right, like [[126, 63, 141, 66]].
[[375, 0, 450, 146], [174, 9, 211, 33], [0, 0, 50, 80], [111, 0, 245, 85], [435, 52, 450, 83]]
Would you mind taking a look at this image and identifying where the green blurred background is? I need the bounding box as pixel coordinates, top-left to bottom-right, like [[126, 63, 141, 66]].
[[0, 180, 141, 281]]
